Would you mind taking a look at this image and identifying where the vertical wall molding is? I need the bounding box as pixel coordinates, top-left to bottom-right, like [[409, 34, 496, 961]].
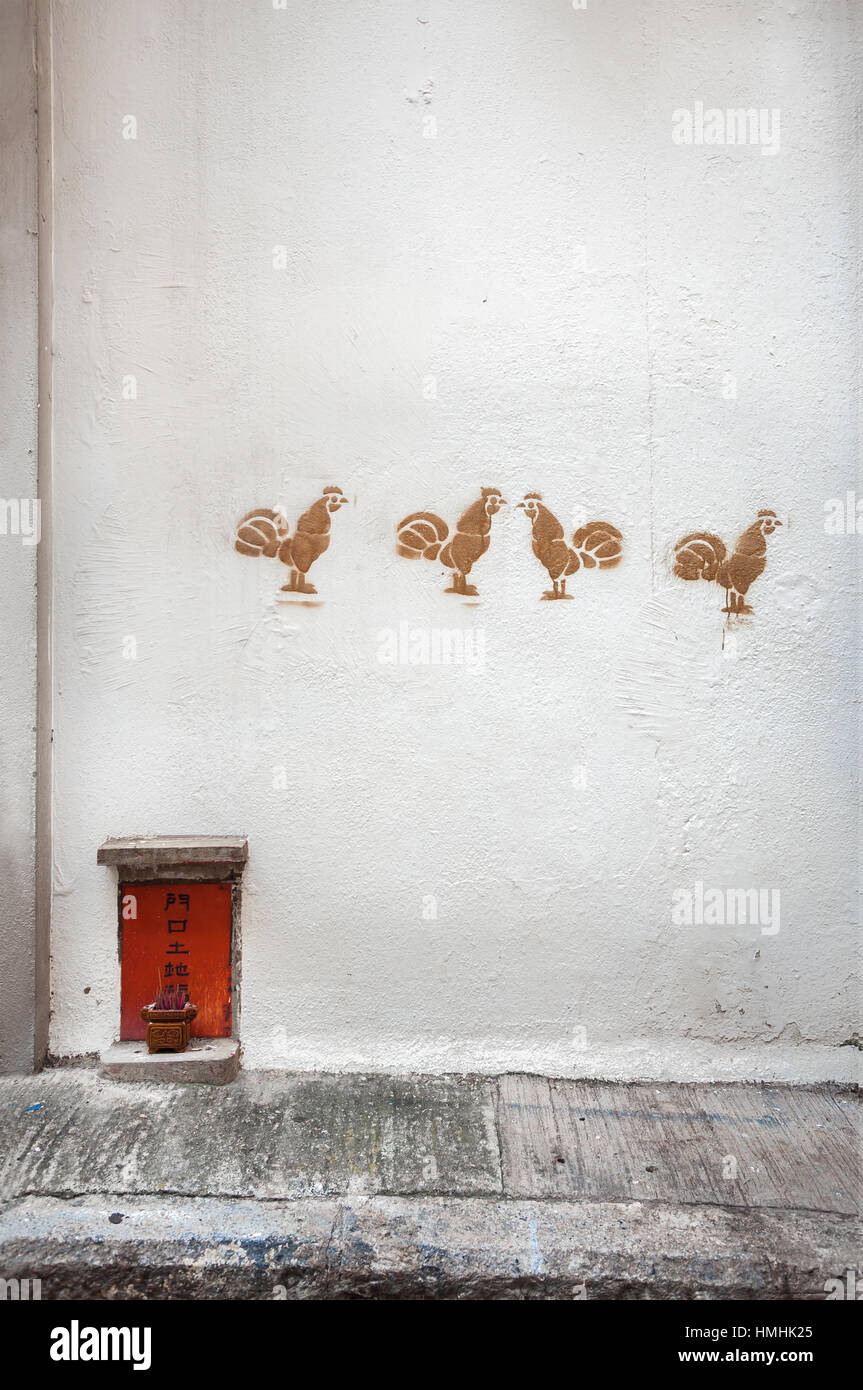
[[34, 0, 54, 1069], [0, 0, 41, 1071]]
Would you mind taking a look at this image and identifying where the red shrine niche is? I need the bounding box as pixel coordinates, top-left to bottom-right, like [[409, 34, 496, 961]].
[[120, 882, 232, 1040]]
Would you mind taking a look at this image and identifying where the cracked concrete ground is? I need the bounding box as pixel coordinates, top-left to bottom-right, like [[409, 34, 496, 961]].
[[0, 1070, 859, 1298]]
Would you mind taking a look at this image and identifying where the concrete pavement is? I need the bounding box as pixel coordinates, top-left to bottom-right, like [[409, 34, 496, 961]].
[[0, 1069, 859, 1298]]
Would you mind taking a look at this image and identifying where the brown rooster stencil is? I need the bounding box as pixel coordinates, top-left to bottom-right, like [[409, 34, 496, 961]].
[[517, 494, 623, 599], [672, 510, 781, 615], [396, 488, 506, 596], [234, 486, 347, 596]]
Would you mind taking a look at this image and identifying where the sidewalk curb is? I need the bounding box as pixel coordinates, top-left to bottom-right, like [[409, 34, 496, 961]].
[[1, 1193, 857, 1300]]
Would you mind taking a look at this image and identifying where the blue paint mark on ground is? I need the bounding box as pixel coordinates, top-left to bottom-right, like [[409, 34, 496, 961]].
[[528, 1219, 546, 1275]]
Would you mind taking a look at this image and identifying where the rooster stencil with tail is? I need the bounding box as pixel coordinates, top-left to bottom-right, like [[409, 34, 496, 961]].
[[233, 486, 347, 596], [516, 493, 623, 599], [396, 488, 506, 596], [672, 510, 781, 616]]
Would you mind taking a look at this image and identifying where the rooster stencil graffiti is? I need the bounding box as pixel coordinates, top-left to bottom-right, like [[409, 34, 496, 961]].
[[672, 510, 781, 615], [516, 494, 623, 599], [233, 486, 347, 596], [396, 488, 506, 596]]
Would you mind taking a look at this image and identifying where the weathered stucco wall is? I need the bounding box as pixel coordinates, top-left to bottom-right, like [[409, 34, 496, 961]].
[[47, 0, 859, 1078], [0, 0, 40, 1072]]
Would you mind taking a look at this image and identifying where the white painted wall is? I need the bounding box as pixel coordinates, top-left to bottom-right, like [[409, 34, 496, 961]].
[[47, 0, 860, 1079], [0, 0, 39, 1072]]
